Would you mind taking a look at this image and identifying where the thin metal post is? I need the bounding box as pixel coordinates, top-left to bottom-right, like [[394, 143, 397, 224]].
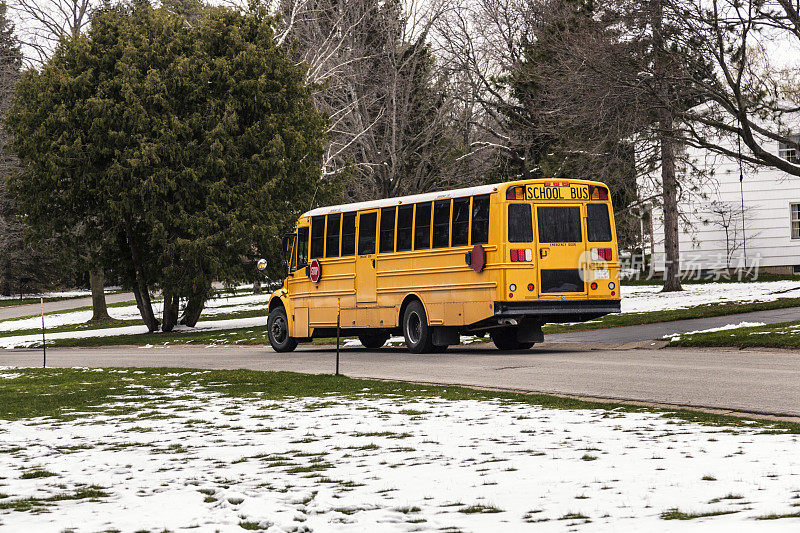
[[40, 298, 46, 368], [335, 298, 340, 376]]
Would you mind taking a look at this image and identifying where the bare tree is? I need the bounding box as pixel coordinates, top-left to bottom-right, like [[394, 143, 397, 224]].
[[277, 0, 472, 200], [670, 0, 800, 177], [9, 0, 96, 64]]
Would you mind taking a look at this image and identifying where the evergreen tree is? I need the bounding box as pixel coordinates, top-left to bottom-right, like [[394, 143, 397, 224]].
[[8, 1, 330, 330]]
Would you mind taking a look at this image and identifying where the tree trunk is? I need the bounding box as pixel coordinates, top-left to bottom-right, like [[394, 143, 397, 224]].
[[88, 267, 110, 321], [651, 0, 682, 292], [659, 124, 682, 292], [124, 219, 159, 332], [161, 291, 179, 332], [181, 291, 205, 327]]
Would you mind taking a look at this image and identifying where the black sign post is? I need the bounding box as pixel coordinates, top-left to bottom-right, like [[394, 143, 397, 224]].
[[335, 298, 340, 376], [40, 298, 46, 368]]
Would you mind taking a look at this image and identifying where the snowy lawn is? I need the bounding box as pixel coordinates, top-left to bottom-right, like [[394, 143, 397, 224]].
[[670, 320, 800, 349], [620, 280, 800, 313], [2, 369, 800, 532]]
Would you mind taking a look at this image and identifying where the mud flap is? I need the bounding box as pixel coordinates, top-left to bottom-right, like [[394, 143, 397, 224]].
[[517, 318, 544, 343], [432, 326, 460, 346]]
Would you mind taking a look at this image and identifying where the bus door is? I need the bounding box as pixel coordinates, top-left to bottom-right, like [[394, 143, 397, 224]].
[[355, 209, 378, 304], [534, 204, 588, 298], [286, 224, 311, 336]]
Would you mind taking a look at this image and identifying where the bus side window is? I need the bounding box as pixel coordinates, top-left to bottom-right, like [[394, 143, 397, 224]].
[[341, 212, 356, 256], [396, 205, 413, 251], [310, 215, 325, 259], [471, 195, 490, 244], [508, 203, 533, 242], [296, 227, 309, 269], [326, 213, 341, 257], [380, 207, 396, 253], [358, 212, 377, 255], [451, 197, 469, 246], [432, 199, 451, 248], [414, 202, 431, 250]]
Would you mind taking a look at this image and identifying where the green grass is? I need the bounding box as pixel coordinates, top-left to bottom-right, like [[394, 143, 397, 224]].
[[669, 320, 800, 349], [543, 297, 800, 334], [1, 368, 800, 433], [755, 511, 800, 520], [458, 504, 503, 514], [0, 487, 109, 512], [19, 469, 57, 479], [660, 508, 738, 520]]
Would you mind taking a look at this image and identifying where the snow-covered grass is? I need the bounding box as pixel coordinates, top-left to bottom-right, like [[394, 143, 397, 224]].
[[621, 280, 800, 313], [670, 320, 800, 349], [2, 368, 800, 532], [665, 322, 767, 342]]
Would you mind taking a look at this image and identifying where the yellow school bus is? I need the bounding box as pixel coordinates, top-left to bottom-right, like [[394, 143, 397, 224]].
[[267, 179, 620, 353]]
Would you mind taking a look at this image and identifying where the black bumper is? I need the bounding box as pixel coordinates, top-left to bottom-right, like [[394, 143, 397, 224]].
[[493, 299, 620, 323]]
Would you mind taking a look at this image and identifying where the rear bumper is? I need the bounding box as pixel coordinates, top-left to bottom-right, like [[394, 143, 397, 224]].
[[493, 299, 620, 323]]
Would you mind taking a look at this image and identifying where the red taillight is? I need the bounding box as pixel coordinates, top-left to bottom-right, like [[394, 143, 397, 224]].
[[591, 282, 598, 290], [506, 186, 525, 200], [602, 248, 612, 260], [527, 283, 534, 291], [590, 186, 609, 200], [510, 249, 533, 262]]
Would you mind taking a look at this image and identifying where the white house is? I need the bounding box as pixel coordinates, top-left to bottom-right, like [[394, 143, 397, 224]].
[[642, 115, 800, 277]]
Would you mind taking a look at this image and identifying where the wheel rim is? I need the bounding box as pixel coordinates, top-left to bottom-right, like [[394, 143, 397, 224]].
[[271, 315, 288, 344], [407, 311, 422, 344]]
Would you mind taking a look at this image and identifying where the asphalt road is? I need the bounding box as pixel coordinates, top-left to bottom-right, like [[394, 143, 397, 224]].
[[4, 343, 800, 419], [0, 292, 135, 321]]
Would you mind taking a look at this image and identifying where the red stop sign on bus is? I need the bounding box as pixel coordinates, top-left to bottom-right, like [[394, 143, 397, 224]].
[[309, 259, 321, 283]]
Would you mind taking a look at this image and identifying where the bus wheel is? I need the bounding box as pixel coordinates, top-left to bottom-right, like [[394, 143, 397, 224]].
[[268, 306, 298, 353], [403, 300, 433, 354], [358, 332, 390, 350], [490, 328, 533, 351]]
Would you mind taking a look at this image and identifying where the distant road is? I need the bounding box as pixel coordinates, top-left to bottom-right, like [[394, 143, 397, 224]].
[[546, 306, 800, 345], [0, 292, 135, 321], [3, 343, 800, 419]]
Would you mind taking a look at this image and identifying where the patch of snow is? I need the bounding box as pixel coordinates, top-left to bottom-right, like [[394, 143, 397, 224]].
[[622, 280, 800, 313], [665, 322, 766, 341], [1, 376, 799, 531]]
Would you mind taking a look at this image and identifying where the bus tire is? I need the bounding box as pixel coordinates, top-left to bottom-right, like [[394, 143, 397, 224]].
[[268, 306, 297, 353], [490, 328, 533, 351], [358, 332, 390, 350], [402, 300, 433, 354]]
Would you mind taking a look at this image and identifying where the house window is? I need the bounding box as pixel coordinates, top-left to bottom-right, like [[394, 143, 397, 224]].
[[792, 203, 800, 239], [779, 136, 800, 164]]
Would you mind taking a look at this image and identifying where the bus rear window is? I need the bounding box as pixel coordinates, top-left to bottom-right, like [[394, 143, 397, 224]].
[[537, 206, 582, 243], [587, 203, 612, 242], [508, 204, 533, 243]]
